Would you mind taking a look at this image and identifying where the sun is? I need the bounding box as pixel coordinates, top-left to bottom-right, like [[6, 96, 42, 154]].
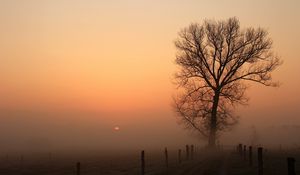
[[113, 126, 120, 131]]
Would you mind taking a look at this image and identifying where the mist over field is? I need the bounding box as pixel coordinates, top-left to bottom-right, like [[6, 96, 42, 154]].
[[0, 1, 300, 174], [0, 110, 193, 153], [1, 103, 300, 154]]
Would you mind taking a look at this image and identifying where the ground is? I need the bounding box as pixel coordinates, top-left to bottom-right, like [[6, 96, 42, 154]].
[[0, 147, 299, 175]]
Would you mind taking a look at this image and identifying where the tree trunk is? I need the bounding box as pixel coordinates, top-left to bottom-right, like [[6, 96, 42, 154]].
[[208, 91, 220, 148]]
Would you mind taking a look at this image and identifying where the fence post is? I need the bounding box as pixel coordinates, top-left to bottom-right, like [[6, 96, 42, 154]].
[[287, 157, 296, 175], [243, 145, 247, 160], [76, 162, 80, 175], [249, 146, 253, 166], [239, 144, 243, 156], [186, 145, 190, 160], [191, 145, 194, 160], [165, 147, 168, 168], [141, 150, 145, 175], [258, 147, 263, 175], [178, 149, 182, 164]]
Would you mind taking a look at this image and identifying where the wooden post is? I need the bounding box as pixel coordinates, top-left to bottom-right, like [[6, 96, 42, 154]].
[[287, 157, 296, 175], [164, 147, 168, 168], [19, 154, 24, 170], [191, 145, 194, 160], [238, 144, 243, 156], [76, 162, 80, 175], [141, 150, 145, 175], [243, 145, 247, 160], [249, 146, 253, 166], [186, 144, 190, 160], [178, 149, 182, 164], [258, 147, 263, 175]]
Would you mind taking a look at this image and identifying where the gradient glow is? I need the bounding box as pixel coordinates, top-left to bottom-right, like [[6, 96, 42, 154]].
[[0, 0, 300, 151]]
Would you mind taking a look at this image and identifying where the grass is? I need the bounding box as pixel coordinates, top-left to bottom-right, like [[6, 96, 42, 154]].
[[0, 147, 299, 174]]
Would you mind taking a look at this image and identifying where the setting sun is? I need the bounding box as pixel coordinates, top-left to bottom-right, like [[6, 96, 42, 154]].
[[114, 126, 120, 131], [0, 0, 300, 174]]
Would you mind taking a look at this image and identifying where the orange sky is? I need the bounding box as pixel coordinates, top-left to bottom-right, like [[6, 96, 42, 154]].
[[0, 0, 300, 151]]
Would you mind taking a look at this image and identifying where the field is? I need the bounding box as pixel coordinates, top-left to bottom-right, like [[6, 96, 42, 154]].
[[0, 146, 299, 175]]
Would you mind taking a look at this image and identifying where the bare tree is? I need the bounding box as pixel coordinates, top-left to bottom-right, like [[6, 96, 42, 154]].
[[173, 17, 281, 148]]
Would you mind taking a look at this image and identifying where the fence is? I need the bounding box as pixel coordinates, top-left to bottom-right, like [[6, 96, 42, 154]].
[[1, 144, 298, 175], [236, 143, 297, 175]]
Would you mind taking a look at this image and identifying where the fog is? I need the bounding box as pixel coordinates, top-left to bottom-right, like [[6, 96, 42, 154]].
[[1, 0, 300, 156], [1, 94, 300, 155], [0, 108, 197, 154]]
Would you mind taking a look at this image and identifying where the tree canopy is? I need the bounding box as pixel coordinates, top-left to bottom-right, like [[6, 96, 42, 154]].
[[173, 17, 282, 147]]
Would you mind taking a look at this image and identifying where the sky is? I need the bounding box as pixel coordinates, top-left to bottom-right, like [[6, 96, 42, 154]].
[[0, 0, 300, 153]]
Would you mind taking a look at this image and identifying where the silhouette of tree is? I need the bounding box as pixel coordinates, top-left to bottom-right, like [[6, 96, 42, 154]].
[[173, 17, 282, 148]]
